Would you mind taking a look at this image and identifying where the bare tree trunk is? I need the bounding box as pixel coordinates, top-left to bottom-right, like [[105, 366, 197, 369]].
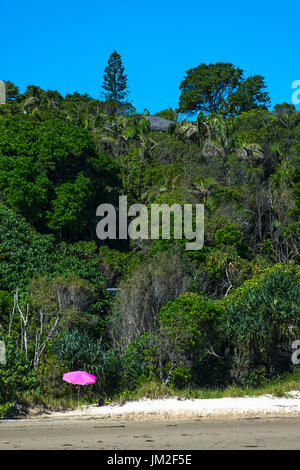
[[33, 309, 61, 370], [17, 297, 29, 357], [224, 267, 233, 297], [11, 289, 29, 357]]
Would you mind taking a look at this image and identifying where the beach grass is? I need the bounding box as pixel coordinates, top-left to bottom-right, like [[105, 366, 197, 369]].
[[15, 368, 300, 413], [113, 368, 300, 402]]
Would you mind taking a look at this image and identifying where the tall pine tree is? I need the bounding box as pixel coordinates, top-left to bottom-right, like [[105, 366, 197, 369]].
[[101, 51, 129, 115]]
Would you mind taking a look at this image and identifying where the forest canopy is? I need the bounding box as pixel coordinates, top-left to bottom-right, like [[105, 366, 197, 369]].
[[0, 56, 299, 417]]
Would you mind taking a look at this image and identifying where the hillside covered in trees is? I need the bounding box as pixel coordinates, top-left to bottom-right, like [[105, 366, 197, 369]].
[[0, 54, 299, 417]]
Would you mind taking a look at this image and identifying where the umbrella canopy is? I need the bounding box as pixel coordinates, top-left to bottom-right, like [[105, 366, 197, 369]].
[[63, 370, 96, 385]]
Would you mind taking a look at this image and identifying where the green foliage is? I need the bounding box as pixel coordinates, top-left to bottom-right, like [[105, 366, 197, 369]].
[[155, 108, 178, 121], [224, 263, 300, 383], [0, 206, 108, 293], [0, 337, 37, 405], [0, 71, 299, 412], [54, 329, 123, 395], [98, 245, 142, 286], [215, 224, 243, 247], [226, 75, 270, 115], [0, 402, 13, 418], [157, 292, 223, 352], [0, 114, 120, 239], [122, 333, 156, 388], [0, 291, 13, 327], [4, 81, 19, 101], [47, 173, 93, 235], [101, 50, 130, 115], [155, 293, 225, 386], [0, 205, 56, 290], [178, 63, 270, 116]]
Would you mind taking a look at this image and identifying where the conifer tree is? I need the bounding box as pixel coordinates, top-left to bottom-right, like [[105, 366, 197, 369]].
[[101, 51, 129, 115]]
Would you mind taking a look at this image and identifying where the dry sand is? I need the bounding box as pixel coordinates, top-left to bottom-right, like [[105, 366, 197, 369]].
[[41, 391, 300, 421], [1, 393, 300, 449]]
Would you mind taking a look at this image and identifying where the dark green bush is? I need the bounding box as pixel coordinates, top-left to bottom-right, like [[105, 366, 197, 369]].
[[224, 263, 300, 384]]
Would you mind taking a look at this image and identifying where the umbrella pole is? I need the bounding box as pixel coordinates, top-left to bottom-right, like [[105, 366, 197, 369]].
[[78, 386, 80, 408]]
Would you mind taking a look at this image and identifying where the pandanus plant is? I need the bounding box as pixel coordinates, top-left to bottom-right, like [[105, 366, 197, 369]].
[[168, 113, 263, 161], [100, 114, 157, 160], [197, 113, 263, 160]]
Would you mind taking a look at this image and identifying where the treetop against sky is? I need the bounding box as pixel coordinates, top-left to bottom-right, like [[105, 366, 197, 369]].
[[0, 0, 299, 113]]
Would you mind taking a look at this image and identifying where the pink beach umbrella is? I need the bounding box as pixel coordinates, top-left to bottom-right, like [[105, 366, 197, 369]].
[[63, 370, 97, 385], [63, 371, 97, 406]]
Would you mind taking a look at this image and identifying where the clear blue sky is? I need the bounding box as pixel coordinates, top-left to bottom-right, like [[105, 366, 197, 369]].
[[1, 0, 299, 113]]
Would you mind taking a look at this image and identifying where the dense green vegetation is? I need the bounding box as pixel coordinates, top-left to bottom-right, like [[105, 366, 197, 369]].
[[0, 55, 299, 417]]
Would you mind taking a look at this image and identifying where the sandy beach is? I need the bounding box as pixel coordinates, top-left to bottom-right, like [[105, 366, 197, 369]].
[[1, 415, 300, 450], [1, 393, 300, 449], [41, 392, 300, 421]]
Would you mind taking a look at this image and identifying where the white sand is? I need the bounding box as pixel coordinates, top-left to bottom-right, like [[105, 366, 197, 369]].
[[40, 391, 300, 421]]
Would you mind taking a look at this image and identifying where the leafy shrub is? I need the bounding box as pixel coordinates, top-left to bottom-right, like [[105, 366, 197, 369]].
[[215, 224, 243, 247], [122, 333, 156, 388], [0, 337, 37, 405], [0, 402, 13, 419], [53, 329, 123, 396], [156, 292, 225, 386], [224, 263, 300, 384]]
